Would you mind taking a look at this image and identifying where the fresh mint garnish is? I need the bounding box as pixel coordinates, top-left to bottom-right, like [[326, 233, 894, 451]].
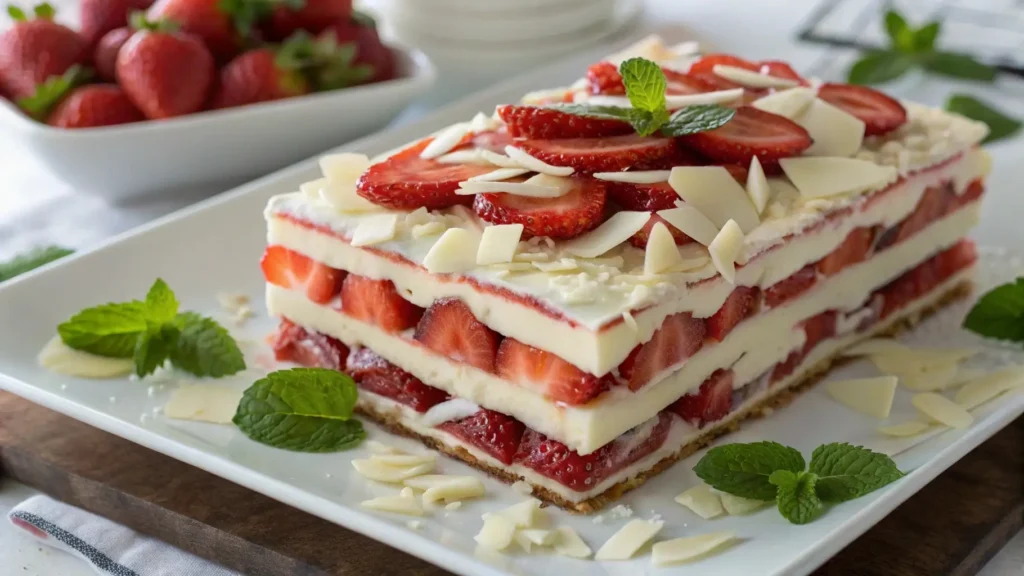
[[0, 246, 73, 282], [848, 9, 997, 86], [57, 278, 245, 378], [693, 441, 805, 501], [694, 441, 904, 524], [945, 95, 1022, 144], [233, 368, 365, 452], [545, 57, 735, 138], [963, 277, 1024, 342]]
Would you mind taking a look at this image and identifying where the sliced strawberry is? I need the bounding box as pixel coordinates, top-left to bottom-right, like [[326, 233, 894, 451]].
[[896, 185, 950, 243], [414, 297, 500, 373], [706, 286, 759, 342], [935, 239, 977, 278], [758, 60, 805, 83], [669, 369, 734, 427], [607, 180, 678, 212], [953, 179, 984, 209], [687, 70, 744, 91], [689, 54, 759, 75], [271, 319, 348, 371], [513, 413, 672, 490], [818, 227, 876, 277], [473, 177, 606, 239], [438, 408, 525, 465], [517, 134, 679, 173], [803, 310, 838, 354], [770, 350, 802, 384], [495, 338, 607, 405], [496, 104, 632, 139], [356, 138, 495, 210], [585, 61, 714, 95], [663, 69, 722, 95], [721, 163, 750, 184], [261, 246, 345, 304], [346, 347, 449, 413], [817, 83, 907, 136], [618, 312, 706, 391], [627, 213, 693, 248], [340, 274, 423, 333], [764, 265, 818, 308], [470, 129, 514, 153], [678, 106, 812, 167]]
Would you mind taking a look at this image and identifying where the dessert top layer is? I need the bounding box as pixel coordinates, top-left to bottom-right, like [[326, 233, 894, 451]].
[[265, 36, 989, 334]]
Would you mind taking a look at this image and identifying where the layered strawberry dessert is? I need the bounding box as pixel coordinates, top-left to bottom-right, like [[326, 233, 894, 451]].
[[260, 37, 991, 511]]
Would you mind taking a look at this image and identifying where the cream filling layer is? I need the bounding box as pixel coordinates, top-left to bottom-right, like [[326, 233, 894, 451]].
[[355, 264, 973, 502], [267, 153, 984, 376], [268, 202, 979, 455]]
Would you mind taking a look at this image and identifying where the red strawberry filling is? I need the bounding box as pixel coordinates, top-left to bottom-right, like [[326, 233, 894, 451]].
[[261, 246, 345, 305], [347, 347, 450, 413], [339, 274, 424, 333], [706, 287, 759, 342], [272, 317, 349, 371], [496, 338, 610, 405], [618, 312, 706, 391], [414, 297, 501, 373], [669, 369, 734, 428], [438, 408, 526, 465]]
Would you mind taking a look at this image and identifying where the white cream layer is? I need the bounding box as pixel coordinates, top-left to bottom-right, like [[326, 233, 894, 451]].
[[355, 264, 972, 503], [266, 151, 985, 376], [268, 201, 979, 455]]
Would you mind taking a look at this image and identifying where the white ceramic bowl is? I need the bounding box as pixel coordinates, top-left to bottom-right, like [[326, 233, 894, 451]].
[[0, 47, 435, 202]]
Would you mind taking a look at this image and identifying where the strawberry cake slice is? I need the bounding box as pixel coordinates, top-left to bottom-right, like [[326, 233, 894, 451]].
[[260, 36, 991, 511]]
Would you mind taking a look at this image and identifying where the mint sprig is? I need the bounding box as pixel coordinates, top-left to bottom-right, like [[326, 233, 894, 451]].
[[233, 368, 365, 452], [57, 279, 245, 378], [545, 57, 735, 138], [0, 245, 73, 282], [946, 96, 1021, 145], [963, 277, 1024, 343], [695, 441, 904, 525]]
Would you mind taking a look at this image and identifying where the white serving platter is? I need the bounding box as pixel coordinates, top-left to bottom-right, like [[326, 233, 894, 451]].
[[0, 44, 1023, 576]]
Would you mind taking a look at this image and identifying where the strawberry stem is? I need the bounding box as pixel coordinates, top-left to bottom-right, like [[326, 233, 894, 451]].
[[128, 10, 179, 32], [6, 2, 55, 20], [17, 64, 90, 120], [6, 5, 26, 20]]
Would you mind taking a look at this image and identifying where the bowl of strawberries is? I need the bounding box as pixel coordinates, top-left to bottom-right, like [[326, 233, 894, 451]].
[[0, 0, 435, 201]]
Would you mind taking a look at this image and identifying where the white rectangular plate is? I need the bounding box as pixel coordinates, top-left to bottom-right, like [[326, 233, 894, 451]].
[[1, 46, 1022, 576]]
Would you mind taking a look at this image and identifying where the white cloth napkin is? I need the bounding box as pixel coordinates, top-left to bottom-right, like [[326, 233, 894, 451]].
[[8, 495, 243, 576]]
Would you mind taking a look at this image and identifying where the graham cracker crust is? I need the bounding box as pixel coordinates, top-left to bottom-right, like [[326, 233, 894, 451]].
[[355, 280, 973, 513]]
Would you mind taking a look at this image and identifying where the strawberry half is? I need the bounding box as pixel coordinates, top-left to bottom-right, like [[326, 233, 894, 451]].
[[627, 213, 693, 249], [356, 138, 496, 210], [802, 310, 838, 354], [414, 297, 501, 373], [347, 347, 449, 413], [677, 106, 812, 167], [817, 83, 907, 136], [764, 264, 818, 308], [340, 274, 423, 332], [669, 369, 734, 427], [513, 413, 672, 490], [438, 408, 525, 465], [817, 226, 876, 277], [495, 338, 608, 405], [517, 134, 678, 174], [261, 246, 345, 305], [895, 186, 949, 244], [618, 312, 706, 391], [706, 286, 759, 342], [272, 318, 349, 371], [473, 177, 606, 239], [496, 104, 632, 139]]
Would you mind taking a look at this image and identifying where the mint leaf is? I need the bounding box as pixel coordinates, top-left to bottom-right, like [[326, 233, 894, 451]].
[[847, 50, 915, 85], [913, 21, 941, 52], [544, 103, 633, 122], [771, 470, 825, 524], [0, 246, 72, 281], [134, 325, 176, 377], [923, 53, 997, 83], [946, 95, 1021, 144], [694, 441, 806, 500], [808, 443, 904, 502], [963, 277, 1024, 342], [58, 301, 150, 358], [628, 108, 670, 137], [145, 279, 179, 325], [170, 312, 246, 377], [660, 104, 736, 137], [233, 368, 365, 452], [884, 10, 914, 53], [619, 57, 666, 113]]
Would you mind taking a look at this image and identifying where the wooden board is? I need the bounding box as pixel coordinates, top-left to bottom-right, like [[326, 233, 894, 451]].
[[1, 391, 1021, 576]]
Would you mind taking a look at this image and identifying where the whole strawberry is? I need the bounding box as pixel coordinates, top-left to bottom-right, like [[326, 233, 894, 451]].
[[317, 11, 393, 85], [93, 26, 131, 81], [116, 14, 213, 119], [0, 3, 87, 100], [211, 46, 310, 109], [80, 0, 153, 47], [48, 84, 143, 127], [264, 0, 351, 41], [146, 0, 240, 61]]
